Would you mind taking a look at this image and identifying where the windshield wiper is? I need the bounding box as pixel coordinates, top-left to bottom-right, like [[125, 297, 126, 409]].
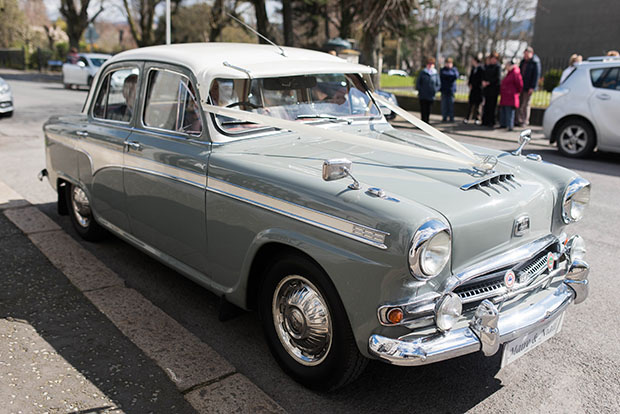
[[296, 114, 352, 124]]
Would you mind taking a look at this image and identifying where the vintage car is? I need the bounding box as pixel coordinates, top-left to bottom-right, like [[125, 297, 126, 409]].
[[62, 53, 112, 89], [42, 43, 591, 391]]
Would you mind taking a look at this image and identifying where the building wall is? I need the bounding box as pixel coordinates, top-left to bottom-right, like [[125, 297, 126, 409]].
[[532, 0, 620, 68]]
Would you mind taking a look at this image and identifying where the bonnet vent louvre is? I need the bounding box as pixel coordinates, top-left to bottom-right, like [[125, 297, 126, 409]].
[[460, 173, 519, 195]]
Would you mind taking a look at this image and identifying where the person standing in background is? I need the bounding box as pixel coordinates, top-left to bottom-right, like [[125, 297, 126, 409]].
[[464, 55, 484, 124], [517, 46, 541, 126], [499, 59, 523, 131], [481, 52, 501, 127], [440, 57, 459, 122], [416, 57, 440, 123], [560, 54, 582, 84]]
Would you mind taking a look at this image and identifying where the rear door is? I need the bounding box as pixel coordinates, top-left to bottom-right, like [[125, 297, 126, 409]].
[[123, 63, 210, 273], [80, 62, 142, 232], [588, 66, 620, 150]]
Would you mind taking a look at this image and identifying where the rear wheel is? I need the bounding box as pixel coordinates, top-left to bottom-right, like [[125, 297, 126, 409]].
[[556, 118, 595, 158], [259, 254, 367, 391], [65, 183, 106, 241]]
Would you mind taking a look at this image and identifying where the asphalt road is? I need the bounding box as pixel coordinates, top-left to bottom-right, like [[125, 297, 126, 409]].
[[1, 75, 619, 413]]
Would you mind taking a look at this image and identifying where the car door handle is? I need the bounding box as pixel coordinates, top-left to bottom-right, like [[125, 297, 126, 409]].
[[76, 130, 88, 137], [124, 140, 142, 151], [596, 93, 611, 100]]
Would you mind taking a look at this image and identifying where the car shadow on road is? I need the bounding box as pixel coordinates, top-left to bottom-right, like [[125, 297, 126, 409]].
[[0, 207, 197, 414], [37, 201, 505, 414]]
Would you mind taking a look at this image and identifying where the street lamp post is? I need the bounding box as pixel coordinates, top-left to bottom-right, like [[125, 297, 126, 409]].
[[436, 8, 443, 66], [165, 0, 171, 45]]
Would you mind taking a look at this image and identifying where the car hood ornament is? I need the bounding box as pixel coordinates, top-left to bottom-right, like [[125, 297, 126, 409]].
[[473, 154, 498, 175]]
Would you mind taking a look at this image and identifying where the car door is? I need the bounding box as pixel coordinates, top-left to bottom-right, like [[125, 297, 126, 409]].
[[588, 66, 620, 150], [79, 62, 143, 232], [123, 63, 210, 274]]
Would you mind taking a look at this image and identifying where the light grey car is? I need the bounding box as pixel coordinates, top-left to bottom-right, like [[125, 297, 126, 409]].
[[42, 43, 591, 391]]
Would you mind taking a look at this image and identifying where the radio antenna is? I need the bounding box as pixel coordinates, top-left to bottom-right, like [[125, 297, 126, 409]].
[[227, 13, 287, 57]]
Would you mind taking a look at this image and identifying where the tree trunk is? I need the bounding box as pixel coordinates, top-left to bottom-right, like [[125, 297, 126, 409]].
[[252, 0, 270, 44], [361, 31, 382, 86], [282, 0, 293, 46], [339, 0, 354, 39]]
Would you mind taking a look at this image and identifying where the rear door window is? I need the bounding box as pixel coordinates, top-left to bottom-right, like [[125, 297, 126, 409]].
[[143, 69, 202, 136], [92, 67, 140, 123], [591, 67, 619, 90]]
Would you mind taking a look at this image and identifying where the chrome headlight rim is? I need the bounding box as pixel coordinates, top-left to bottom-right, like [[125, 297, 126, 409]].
[[562, 177, 591, 224], [409, 219, 452, 281]]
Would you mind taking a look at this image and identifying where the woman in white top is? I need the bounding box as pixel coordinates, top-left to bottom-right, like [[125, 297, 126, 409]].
[[560, 54, 583, 83]]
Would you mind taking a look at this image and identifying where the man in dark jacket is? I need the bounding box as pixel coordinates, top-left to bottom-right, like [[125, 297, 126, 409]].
[[416, 57, 440, 123], [517, 46, 541, 126], [464, 55, 484, 124], [481, 52, 501, 127], [440, 57, 459, 122]]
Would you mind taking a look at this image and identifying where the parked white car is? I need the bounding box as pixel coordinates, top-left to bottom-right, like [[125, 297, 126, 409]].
[[62, 53, 111, 89], [387, 69, 408, 77], [0, 76, 13, 117], [543, 57, 620, 157]]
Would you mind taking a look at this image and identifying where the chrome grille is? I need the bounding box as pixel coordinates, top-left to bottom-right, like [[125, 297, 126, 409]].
[[454, 275, 505, 304], [518, 253, 549, 284], [460, 173, 520, 195]]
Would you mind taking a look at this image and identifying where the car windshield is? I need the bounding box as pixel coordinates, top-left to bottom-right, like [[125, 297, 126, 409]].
[[90, 58, 107, 67], [208, 73, 381, 135]]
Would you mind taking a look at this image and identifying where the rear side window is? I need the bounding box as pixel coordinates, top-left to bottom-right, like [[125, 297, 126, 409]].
[[143, 69, 202, 136], [590, 67, 620, 90], [92, 67, 140, 123]]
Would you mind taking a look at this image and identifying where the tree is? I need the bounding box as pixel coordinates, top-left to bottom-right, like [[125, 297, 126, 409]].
[[59, 0, 105, 49], [0, 0, 26, 48], [122, 0, 165, 47], [251, 0, 271, 44]]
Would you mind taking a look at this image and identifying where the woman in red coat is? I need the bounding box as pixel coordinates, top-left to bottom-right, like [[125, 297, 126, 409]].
[[499, 59, 524, 131]]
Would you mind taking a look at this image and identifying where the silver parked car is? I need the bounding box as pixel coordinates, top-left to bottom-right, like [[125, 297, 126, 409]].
[[42, 43, 591, 390], [0, 76, 14, 117], [62, 53, 111, 89], [543, 57, 620, 157]]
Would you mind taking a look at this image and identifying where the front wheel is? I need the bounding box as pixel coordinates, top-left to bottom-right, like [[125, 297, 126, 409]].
[[259, 255, 367, 391], [556, 118, 595, 158], [65, 183, 106, 241]]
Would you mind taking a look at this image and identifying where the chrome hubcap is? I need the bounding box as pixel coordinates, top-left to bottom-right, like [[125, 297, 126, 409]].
[[559, 125, 587, 154], [71, 186, 91, 228], [272, 275, 332, 366]]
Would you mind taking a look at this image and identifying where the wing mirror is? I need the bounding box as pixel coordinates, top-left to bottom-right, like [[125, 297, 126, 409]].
[[322, 159, 360, 190], [77, 61, 86, 68], [512, 129, 532, 156]]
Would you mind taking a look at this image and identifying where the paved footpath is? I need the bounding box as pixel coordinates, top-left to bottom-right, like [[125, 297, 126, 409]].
[[0, 180, 285, 414]]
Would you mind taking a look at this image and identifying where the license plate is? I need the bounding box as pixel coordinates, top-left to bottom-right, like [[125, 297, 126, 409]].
[[500, 312, 565, 368]]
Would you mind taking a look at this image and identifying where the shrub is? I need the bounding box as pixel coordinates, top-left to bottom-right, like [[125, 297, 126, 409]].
[[543, 69, 562, 92]]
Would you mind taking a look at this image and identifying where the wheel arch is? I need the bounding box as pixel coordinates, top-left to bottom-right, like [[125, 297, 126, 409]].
[[551, 114, 597, 146]]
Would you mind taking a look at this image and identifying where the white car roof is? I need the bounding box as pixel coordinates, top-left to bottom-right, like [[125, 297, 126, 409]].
[[108, 42, 375, 86]]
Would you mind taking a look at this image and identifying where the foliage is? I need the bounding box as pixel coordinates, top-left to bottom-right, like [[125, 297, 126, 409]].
[[0, 0, 26, 48], [28, 48, 54, 69], [542, 69, 562, 92]]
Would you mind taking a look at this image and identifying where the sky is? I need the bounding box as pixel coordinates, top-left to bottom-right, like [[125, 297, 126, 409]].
[[42, 0, 282, 25]]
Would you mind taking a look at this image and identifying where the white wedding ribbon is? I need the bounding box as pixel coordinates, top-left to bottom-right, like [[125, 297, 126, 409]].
[[202, 103, 477, 167], [370, 92, 477, 161]]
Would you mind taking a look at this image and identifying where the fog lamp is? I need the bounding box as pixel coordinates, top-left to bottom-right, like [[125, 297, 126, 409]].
[[435, 293, 462, 332], [387, 308, 404, 324]]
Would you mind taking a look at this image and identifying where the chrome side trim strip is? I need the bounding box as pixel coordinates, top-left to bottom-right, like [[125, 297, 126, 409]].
[[123, 166, 205, 189], [207, 177, 389, 249]]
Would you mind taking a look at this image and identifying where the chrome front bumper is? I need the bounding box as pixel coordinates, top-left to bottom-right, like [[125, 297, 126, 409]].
[[368, 260, 589, 366]]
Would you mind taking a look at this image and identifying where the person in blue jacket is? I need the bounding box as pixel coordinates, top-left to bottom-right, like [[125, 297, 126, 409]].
[[439, 57, 459, 122], [517, 46, 541, 126], [416, 57, 440, 123]]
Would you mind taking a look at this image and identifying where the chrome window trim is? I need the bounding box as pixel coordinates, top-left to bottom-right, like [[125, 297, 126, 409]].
[[207, 177, 389, 249], [141, 66, 204, 139], [90, 65, 141, 125]]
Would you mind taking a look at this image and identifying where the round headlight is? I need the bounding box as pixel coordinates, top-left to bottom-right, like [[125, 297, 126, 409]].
[[562, 177, 590, 223], [409, 220, 452, 280], [435, 293, 462, 332]]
